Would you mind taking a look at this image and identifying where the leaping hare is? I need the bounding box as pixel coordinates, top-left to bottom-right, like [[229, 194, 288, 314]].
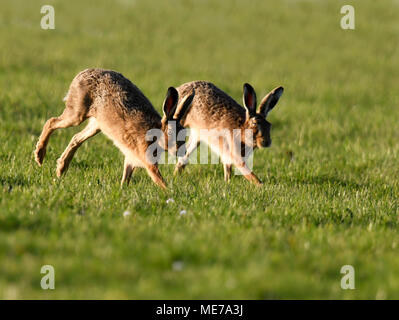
[[174, 81, 283, 185], [34, 68, 194, 189]]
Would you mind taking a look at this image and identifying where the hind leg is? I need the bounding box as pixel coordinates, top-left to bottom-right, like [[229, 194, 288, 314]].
[[121, 158, 136, 186], [34, 106, 87, 166], [56, 118, 100, 177]]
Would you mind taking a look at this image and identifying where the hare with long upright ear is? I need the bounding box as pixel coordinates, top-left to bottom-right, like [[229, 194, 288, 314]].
[[34, 68, 194, 189], [174, 81, 283, 185]]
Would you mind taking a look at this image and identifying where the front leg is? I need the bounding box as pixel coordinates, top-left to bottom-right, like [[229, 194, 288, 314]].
[[223, 163, 232, 182], [145, 164, 167, 189], [174, 135, 200, 175], [228, 136, 261, 185], [232, 157, 262, 186]]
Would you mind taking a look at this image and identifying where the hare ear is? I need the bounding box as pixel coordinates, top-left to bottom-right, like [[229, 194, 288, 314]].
[[243, 83, 257, 119], [259, 86, 284, 117], [162, 87, 179, 120], [174, 89, 195, 123]]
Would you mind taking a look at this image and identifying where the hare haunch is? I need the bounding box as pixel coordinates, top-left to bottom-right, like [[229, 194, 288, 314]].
[[34, 68, 194, 189]]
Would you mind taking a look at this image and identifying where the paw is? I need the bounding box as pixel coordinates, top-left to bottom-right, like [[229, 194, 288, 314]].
[[174, 163, 185, 176], [34, 146, 46, 166], [56, 159, 65, 178]]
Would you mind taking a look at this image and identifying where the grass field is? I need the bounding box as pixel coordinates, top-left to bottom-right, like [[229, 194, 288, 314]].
[[0, 0, 399, 299]]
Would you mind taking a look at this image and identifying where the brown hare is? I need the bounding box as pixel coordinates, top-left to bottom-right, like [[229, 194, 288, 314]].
[[34, 68, 194, 189], [174, 81, 283, 185]]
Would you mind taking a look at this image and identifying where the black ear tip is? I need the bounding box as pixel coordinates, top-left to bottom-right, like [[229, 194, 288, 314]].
[[167, 87, 177, 93], [275, 86, 284, 97], [166, 87, 178, 100], [243, 83, 253, 91]]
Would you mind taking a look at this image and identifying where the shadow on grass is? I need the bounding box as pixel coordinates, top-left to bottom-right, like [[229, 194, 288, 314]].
[[72, 160, 107, 170], [272, 173, 366, 191], [0, 174, 30, 188], [296, 174, 365, 190]]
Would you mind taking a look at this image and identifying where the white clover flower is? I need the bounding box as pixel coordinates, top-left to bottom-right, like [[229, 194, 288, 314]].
[[172, 261, 184, 271]]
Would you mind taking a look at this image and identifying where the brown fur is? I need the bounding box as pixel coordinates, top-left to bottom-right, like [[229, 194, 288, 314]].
[[34, 68, 194, 189], [175, 81, 284, 185]]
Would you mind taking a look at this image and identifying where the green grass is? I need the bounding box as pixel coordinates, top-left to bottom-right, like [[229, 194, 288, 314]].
[[1, 0, 399, 299]]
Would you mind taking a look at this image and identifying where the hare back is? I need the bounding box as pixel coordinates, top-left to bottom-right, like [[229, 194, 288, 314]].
[[177, 81, 246, 130], [65, 69, 160, 122]]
